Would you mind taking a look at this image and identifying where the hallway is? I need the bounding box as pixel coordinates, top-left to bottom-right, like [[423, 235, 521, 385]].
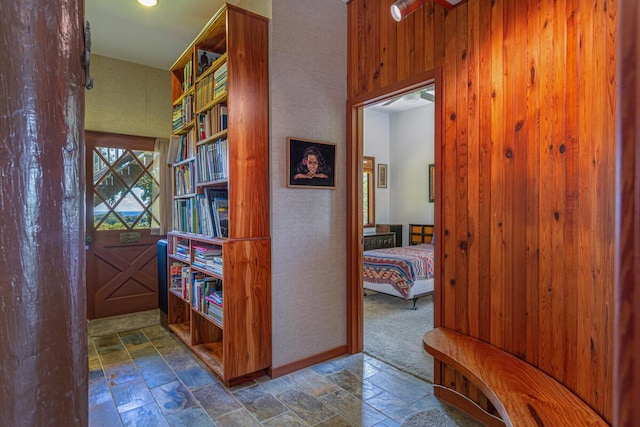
[[89, 314, 483, 426]]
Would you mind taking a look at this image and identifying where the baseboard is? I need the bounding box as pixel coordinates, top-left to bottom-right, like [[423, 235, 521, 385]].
[[269, 345, 348, 378], [434, 385, 505, 427]]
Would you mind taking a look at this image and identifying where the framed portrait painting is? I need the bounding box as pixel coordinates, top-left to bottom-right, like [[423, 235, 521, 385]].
[[287, 137, 336, 189]]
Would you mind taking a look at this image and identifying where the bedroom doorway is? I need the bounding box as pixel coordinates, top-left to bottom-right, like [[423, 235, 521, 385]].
[[346, 70, 443, 382]]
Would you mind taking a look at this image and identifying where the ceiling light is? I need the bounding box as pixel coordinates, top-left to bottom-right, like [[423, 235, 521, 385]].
[[390, 0, 427, 22], [137, 0, 158, 7], [402, 93, 421, 103]]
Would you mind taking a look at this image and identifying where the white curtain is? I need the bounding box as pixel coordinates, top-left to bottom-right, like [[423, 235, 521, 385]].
[[150, 138, 173, 235]]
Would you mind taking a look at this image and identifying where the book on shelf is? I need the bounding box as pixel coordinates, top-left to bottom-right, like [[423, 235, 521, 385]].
[[169, 262, 187, 293], [197, 137, 228, 183], [167, 135, 180, 165], [197, 104, 227, 141], [174, 164, 194, 196], [213, 197, 229, 238], [204, 189, 228, 237], [182, 59, 194, 92]]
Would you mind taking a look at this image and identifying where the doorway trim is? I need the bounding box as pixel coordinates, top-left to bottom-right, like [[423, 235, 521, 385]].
[[346, 68, 444, 353]]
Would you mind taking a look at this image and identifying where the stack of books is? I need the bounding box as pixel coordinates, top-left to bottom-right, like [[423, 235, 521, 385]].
[[192, 245, 223, 275], [205, 289, 223, 325]]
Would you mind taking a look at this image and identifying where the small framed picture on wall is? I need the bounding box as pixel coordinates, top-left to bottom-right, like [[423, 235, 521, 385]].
[[378, 164, 388, 188], [287, 137, 336, 189], [428, 163, 435, 202]]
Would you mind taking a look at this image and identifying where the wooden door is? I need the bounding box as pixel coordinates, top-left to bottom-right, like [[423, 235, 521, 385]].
[[86, 131, 162, 319]]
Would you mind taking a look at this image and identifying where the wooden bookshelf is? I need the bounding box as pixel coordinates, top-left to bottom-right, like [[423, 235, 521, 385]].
[[166, 4, 270, 387]]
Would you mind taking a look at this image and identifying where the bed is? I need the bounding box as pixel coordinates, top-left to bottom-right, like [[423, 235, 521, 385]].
[[363, 243, 435, 309]]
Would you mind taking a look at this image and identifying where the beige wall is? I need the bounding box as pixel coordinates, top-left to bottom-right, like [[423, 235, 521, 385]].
[[270, 0, 348, 368], [85, 54, 171, 138], [236, 0, 271, 18]]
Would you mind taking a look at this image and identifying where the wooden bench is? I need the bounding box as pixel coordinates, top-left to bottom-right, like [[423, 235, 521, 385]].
[[423, 327, 609, 427]]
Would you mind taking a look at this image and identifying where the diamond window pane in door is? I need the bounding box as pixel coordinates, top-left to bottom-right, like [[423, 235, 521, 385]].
[[115, 151, 145, 188], [97, 212, 127, 231], [115, 197, 146, 228], [92, 146, 156, 232], [95, 171, 126, 210]]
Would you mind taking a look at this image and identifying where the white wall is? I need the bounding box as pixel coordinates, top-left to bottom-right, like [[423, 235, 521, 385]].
[[270, 0, 347, 369], [389, 104, 435, 245], [363, 109, 391, 227]]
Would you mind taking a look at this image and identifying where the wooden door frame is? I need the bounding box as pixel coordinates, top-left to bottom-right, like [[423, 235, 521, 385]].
[[346, 68, 444, 353], [85, 130, 159, 319]]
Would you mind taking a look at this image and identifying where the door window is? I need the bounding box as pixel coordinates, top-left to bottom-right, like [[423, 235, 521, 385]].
[[93, 147, 158, 231]]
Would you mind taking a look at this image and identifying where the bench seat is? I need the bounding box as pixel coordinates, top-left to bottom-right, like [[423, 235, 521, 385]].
[[423, 327, 608, 427]]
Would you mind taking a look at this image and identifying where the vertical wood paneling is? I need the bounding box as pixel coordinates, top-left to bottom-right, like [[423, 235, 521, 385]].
[[614, 3, 637, 425], [466, 0, 480, 338], [477, 0, 493, 343], [577, 0, 598, 406], [537, 0, 555, 378], [510, 0, 528, 360], [549, 0, 567, 382], [563, 0, 579, 393], [442, 5, 458, 331], [455, 3, 470, 335], [489, 0, 505, 349], [347, 0, 616, 421], [524, 0, 540, 366], [424, 1, 436, 70]]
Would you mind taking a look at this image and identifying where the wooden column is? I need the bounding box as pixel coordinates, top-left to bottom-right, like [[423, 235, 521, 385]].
[[0, 0, 87, 425], [615, 1, 640, 426]]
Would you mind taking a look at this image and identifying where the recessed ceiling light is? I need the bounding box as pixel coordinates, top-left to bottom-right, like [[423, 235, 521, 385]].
[[137, 0, 158, 7]]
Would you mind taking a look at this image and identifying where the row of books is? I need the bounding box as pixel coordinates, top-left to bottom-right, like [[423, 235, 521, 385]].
[[173, 190, 228, 238], [182, 60, 194, 92], [197, 138, 229, 183], [205, 189, 229, 238], [168, 259, 224, 326], [197, 104, 228, 141], [192, 276, 222, 313], [174, 164, 194, 196], [169, 262, 192, 302], [214, 62, 227, 99], [172, 93, 195, 132], [175, 129, 196, 163], [173, 198, 197, 234]]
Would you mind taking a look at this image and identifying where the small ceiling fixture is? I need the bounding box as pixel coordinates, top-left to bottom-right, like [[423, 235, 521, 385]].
[[137, 0, 158, 7], [390, 0, 427, 22]]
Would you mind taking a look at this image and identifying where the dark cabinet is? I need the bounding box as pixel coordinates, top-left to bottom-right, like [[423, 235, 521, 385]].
[[363, 232, 396, 251], [376, 224, 403, 247]]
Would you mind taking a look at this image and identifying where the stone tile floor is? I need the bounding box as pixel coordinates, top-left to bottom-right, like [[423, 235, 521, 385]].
[[89, 324, 485, 427]]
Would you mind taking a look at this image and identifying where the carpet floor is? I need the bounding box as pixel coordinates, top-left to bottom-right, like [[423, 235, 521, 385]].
[[363, 290, 434, 382]]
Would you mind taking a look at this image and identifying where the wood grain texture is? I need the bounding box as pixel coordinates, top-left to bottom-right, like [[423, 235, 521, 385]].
[[614, 1, 638, 426], [347, 0, 616, 421], [424, 328, 609, 427], [223, 239, 271, 379], [226, 6, 270, 239]]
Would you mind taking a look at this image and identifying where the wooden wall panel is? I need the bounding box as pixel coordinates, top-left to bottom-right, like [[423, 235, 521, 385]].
[[615, 2, 639, 426], [347, 0, 616, 421]]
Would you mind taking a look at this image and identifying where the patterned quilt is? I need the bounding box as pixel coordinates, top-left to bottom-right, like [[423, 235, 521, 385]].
[[363, 244, 435, 299]]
